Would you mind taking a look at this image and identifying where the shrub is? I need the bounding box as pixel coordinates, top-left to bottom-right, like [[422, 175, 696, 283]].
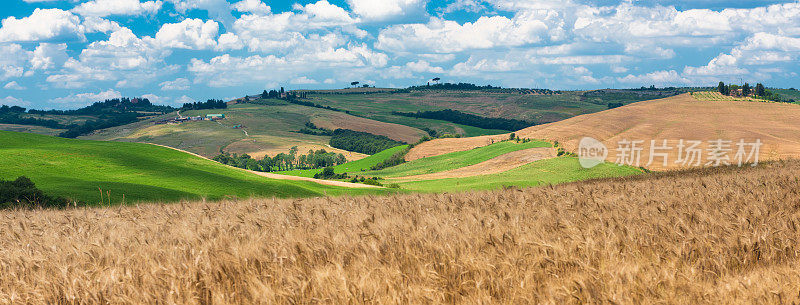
[[0, 176, 70, 209]]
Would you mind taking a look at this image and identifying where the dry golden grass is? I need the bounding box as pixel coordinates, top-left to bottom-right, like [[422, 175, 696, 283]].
[[311, 112, 428, 144], [411, 94, 800, 170], [2, 161, 800, 304]]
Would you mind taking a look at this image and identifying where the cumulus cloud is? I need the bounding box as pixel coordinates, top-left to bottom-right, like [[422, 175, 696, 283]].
[[377, 14, 554, 53], [0, 96, 31, 107], [385, 60, 444, 78], [347, 0, 427, 22], [160, 78, 190, 91], [3, 81, 25, 90], [232, 0, 271, 15], [451, 57, 518, 76], [31, 43, 69, 70], [0, 44, 32, 80], [166, 0, 234, 26], [290, 76, 319, 85], [50, 89, 122, 107], [47, 27, 175, 89], [155, 19, 220, 50], [72, 0, 163, 17], [617, 70, 689, 86], [0, 9, 84, 42]]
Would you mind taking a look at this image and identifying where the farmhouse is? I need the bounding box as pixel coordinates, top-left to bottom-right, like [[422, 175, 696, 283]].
[[207, 114, 225, 120]]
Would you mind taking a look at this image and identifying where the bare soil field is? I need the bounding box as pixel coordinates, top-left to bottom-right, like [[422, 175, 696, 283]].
[[412, 94, 800, 170], [1, 161, 799, 304], [311, 112, 427, 144], [395, 147, 556, 181]]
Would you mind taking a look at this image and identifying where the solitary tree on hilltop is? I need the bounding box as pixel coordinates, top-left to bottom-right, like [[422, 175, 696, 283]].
[[432, 77, 441, 84], [351, 81, 360, 87]]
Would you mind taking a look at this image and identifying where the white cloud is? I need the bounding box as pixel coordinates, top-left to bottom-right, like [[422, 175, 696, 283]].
[[175, 95, 195, 104], [683, 33, 800, 80], [216, 33, 243, 51], [166, 0, 234, 26], [347, 0, 427, 21], [3, 81, 25, 90], [31, 43, 69, 70], [141, 93, 173, 105], [154, 19, 220, 50], [232, 0, 271, 15], [0, 44, 32, 80], [451, 57, 518, 76], [290, 76, 319, 85], [386, 60, 444, 78], [618, 70, 689, 86], [188, 54, 288, 87], [47, 27, 174, 89], [230, 2, 360, 53], [0, 96, 31, 107], [0, 9, 84, 42], [294, 0, 357, 26], [377, 14, 553, 53], [50, 89, 122, 107], [72, 0, 163, 17], [611, 66, 628, 73], [160, 78, 190, 91]]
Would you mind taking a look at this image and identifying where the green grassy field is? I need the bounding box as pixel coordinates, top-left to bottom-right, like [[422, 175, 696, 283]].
[[0, 131, 388, 205], [277, 145, 410, 178], [394, 156, 644, 192], [362, 140, 552, 178]]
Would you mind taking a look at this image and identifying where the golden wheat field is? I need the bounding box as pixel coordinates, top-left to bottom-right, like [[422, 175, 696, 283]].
[[2, 161, 800, 304]]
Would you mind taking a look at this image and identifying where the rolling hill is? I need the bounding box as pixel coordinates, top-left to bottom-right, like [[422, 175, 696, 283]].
[[0, 131, 388, 205], [410, 93, 800, 170]]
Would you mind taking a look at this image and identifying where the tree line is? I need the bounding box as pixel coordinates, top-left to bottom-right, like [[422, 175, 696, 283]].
[[7, 98, 176, 138], [213, 147, 347, 172], [717, 82, 794, 103], [392, 109, 534, 131], [181, 99, 227, 110], [329, 129, 405, 155]]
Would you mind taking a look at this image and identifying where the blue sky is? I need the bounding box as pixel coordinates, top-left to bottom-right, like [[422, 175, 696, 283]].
[[1, 0, 799, 109]]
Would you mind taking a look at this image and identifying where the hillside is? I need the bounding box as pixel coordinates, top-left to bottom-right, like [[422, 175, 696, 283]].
[[83, 101, 427, 158], [2, 160, 798, 303], [274, 140, 642, 192], [411, 94, 800, 170], [0, 131, 387, 205]]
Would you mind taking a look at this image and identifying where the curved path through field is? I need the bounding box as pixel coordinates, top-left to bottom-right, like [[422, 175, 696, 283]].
[[149, 143, 381, 188], [392, 147, 556, 181]]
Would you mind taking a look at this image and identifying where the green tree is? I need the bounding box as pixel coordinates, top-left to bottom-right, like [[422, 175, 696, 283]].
[[755, 83, 766, 96], [742, 83, 751, 96], [718, 81, 726, 94]]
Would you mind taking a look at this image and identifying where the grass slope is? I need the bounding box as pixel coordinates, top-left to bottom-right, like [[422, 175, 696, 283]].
[[363, 140, 552, 178], [395, 156, 643, 192], [0, 131, 384, 205], [278, 145, 409, 178]]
